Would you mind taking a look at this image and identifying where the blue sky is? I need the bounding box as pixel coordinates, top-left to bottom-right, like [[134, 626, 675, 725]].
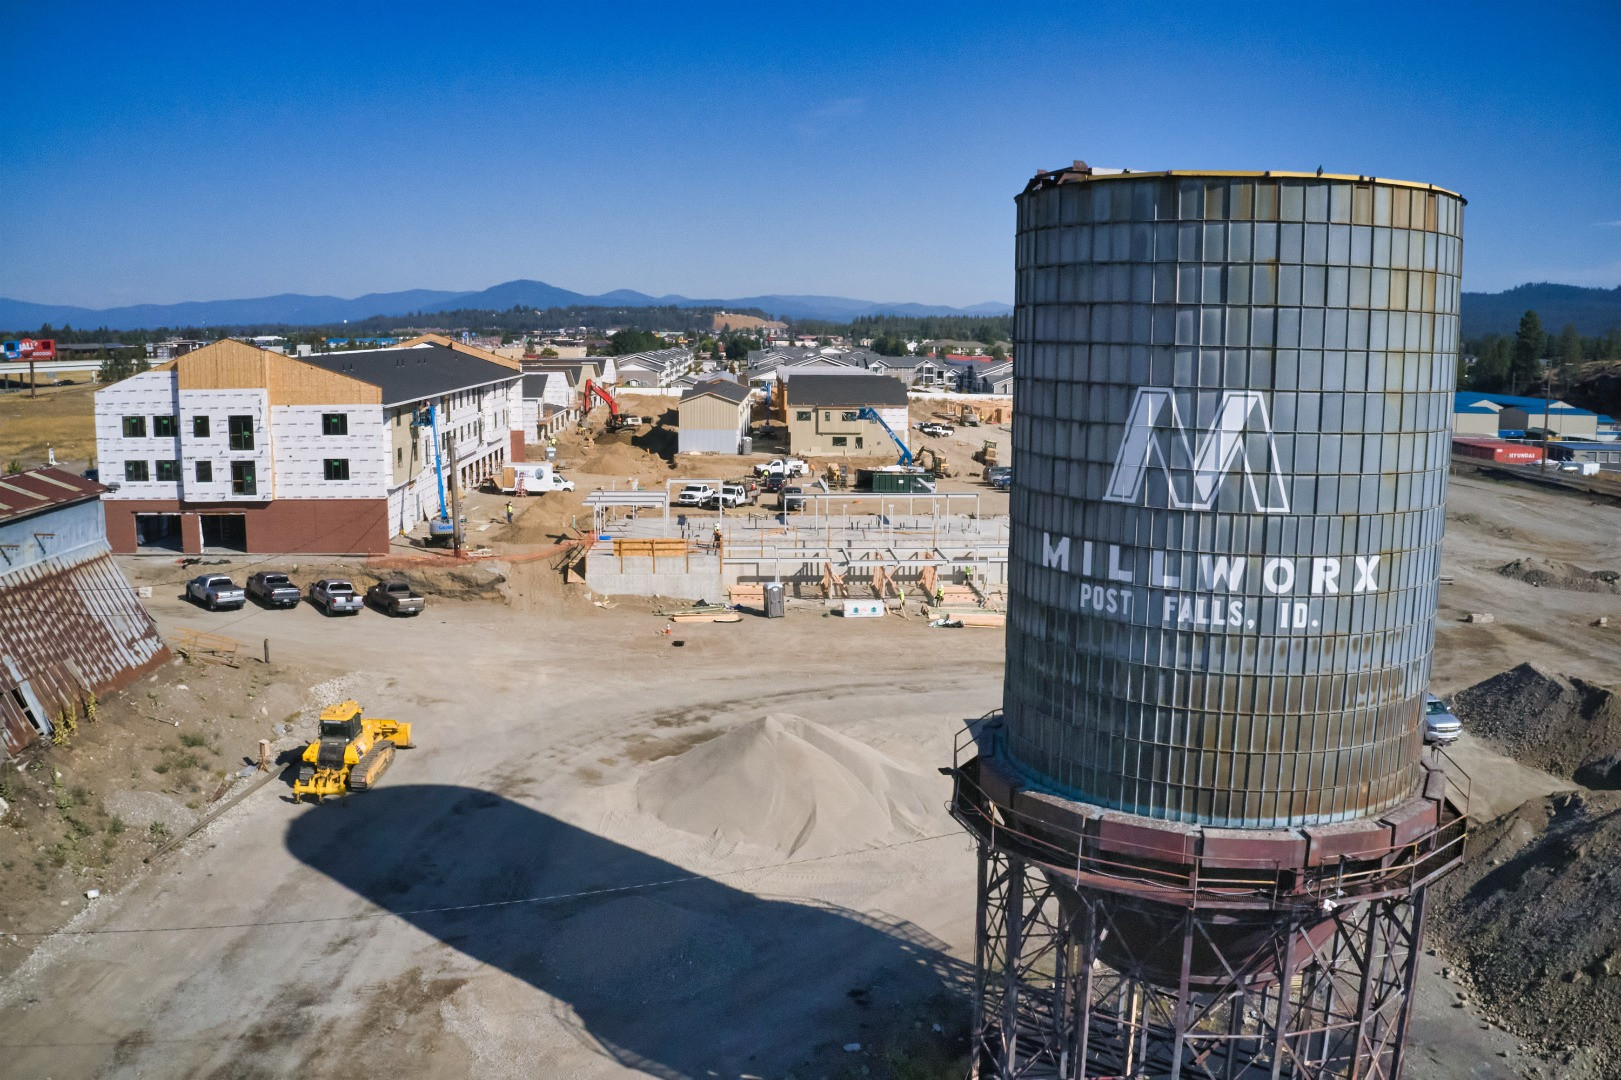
[[2, 2, 1617, 309]]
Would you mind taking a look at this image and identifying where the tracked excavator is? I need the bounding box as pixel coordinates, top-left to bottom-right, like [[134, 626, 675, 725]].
[[292, 700, 414, 801]]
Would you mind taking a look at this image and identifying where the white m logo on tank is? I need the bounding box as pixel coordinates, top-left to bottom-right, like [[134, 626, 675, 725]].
[[1103, 388, 1290, 514]]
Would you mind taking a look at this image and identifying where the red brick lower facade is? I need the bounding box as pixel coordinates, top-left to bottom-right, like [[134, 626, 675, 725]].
[[104, 498, 391, 556]]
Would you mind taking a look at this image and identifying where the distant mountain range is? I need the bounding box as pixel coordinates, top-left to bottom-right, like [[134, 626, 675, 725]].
[[3, 278, 1615, 336], [0, 280, 1014, 332], [1457, 283, 1621, 338]]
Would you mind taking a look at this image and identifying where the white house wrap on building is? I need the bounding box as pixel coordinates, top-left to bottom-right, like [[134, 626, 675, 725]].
[[94, 338, 523, 554]]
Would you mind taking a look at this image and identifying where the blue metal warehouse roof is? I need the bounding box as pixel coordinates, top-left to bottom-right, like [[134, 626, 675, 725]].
[[1454, 392, 1595, 417]]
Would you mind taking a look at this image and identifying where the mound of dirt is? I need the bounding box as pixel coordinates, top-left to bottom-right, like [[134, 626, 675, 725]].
[[1432, 790, 1621, 1066], [1451, 662, 1621, 778], [1496, 556, 1621, 594], [583, 440, 671, 478], [635, 714, 941, 857]]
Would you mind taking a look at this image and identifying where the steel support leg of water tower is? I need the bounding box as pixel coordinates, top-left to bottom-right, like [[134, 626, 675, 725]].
[[967, 844, 1432, 1080]]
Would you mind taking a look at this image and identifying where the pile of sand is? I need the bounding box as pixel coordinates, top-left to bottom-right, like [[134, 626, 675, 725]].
[[583, 440, 670, 478], [1432, 789, 1621, 1067], [635, 714, 941, 857], [1451, 662, 1621, 778], [1496, 556, 1621, 594]]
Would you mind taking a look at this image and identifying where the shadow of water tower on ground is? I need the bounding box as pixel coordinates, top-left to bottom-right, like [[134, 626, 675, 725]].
[[285, 784, 966, 1078]]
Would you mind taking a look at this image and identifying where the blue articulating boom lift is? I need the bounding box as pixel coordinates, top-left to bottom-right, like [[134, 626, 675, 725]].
[[856, 406, 914, 466], [412, 405, 458, 546]]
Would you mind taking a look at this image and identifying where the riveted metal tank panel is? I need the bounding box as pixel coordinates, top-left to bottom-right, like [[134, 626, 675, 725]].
[[1005, 169, 1464, 827]]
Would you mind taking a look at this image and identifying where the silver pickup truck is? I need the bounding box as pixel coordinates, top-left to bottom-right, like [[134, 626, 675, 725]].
[[186, 574, 245, 611], [308, 578, 363, 616]]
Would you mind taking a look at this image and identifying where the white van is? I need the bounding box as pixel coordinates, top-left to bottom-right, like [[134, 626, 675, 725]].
[[495, 464, 575, 495]]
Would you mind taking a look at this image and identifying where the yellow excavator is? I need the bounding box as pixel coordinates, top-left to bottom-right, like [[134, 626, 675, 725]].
[[292, 700, 414, 801]]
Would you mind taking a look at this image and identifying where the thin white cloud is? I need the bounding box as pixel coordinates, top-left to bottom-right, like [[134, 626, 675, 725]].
[[794, 97, 865, 139]]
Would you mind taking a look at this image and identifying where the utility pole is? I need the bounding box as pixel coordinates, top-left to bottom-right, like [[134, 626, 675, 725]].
[[28, 358, 36, 398], [445, 422, 464, 557]]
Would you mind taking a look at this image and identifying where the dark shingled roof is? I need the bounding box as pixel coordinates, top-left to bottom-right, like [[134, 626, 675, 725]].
[[521, 371, 571, 399], [784, 371, 908, 407], [299, 344, 518, 406], [681, 378, 751, 404], [0, 467, 106, 527]]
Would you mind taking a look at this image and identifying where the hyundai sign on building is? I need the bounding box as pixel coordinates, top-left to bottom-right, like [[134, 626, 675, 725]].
[[1004, 166, 1464, 828]]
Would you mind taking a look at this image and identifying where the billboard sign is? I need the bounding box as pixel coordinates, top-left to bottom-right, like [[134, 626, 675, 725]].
[[2, 338, 57, 360]]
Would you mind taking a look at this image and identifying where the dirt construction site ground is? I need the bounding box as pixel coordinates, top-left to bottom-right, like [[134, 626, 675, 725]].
[[1, 451, 1618, 1076]]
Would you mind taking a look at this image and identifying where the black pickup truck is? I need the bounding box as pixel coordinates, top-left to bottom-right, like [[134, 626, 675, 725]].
[[246, 571, 301, 608], [367, 579, 426, 617]]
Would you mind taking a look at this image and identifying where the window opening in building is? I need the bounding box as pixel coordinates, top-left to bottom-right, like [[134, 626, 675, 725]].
[[322, 413, 348, 436], [231, 461, 256, 495], [832, 436, 848, 447], [193, 415, 210, 438], [195, 461, 213, 483], [152, 415, 178, 437], [155, 459, 179, 482], [324, 459, 350, 481], [124, 460, 149, 482], [201, 513, 248, 552], [9, 685, 48, 737], [133, 512, 182, 551], [122, 416, 146, 438], [227, 415, 255, 451], [796, 410, 811, 421]]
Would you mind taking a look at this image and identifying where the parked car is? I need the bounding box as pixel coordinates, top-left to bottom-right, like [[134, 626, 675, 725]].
[[308, 578, 363, 616], [754, 458, 809, 478], [677, 483, 716, 506], [608, 414, 646, 431], [760, 475, 786, 494], [367, 579, 425, 617], [246, 571, 301, 609], [727, 477, 762, 504], [186, 574, 245, 611], [780, 485, 806, 512], [1423, 693, 1462, 745], [919, 421, 955, 437], [986, 465, 1013, 491]]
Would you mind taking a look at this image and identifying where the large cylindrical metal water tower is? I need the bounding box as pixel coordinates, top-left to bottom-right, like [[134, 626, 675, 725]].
[[950, 165, 1468, 1078]]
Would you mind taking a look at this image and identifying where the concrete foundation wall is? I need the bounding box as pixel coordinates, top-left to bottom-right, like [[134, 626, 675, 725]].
[[585, 553, 725, 602]]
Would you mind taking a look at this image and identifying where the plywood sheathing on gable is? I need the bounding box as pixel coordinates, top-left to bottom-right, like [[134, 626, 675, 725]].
[[169, 338, 380, 406], [394, 334, 522, 371]]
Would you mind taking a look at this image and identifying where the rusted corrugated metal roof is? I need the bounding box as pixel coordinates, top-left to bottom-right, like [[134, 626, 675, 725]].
[[0, 541, 169, 758], [0, 467, 107, 527]]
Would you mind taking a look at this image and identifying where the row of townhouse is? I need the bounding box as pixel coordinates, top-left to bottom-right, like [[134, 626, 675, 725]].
[[93, 337, 524, 555], [743, 346, 1012, 394], [610, 348, 694, 387]]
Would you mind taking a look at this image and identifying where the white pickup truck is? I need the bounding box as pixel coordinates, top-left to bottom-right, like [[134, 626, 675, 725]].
[[493, 464, 575, 495], [753, 458, 809, 478]]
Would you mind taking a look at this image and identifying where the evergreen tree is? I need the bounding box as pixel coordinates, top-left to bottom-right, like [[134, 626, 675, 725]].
[[1556, 323, 1583, 372], [1510, 310, 1545, 389]]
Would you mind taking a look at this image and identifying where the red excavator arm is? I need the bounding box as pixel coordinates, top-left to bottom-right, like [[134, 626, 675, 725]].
[[582, 379, 619, 417]]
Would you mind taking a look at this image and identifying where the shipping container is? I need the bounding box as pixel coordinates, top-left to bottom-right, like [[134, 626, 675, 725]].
[[857, 467, 937, 494], [1451, 437, 1543, 464]]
